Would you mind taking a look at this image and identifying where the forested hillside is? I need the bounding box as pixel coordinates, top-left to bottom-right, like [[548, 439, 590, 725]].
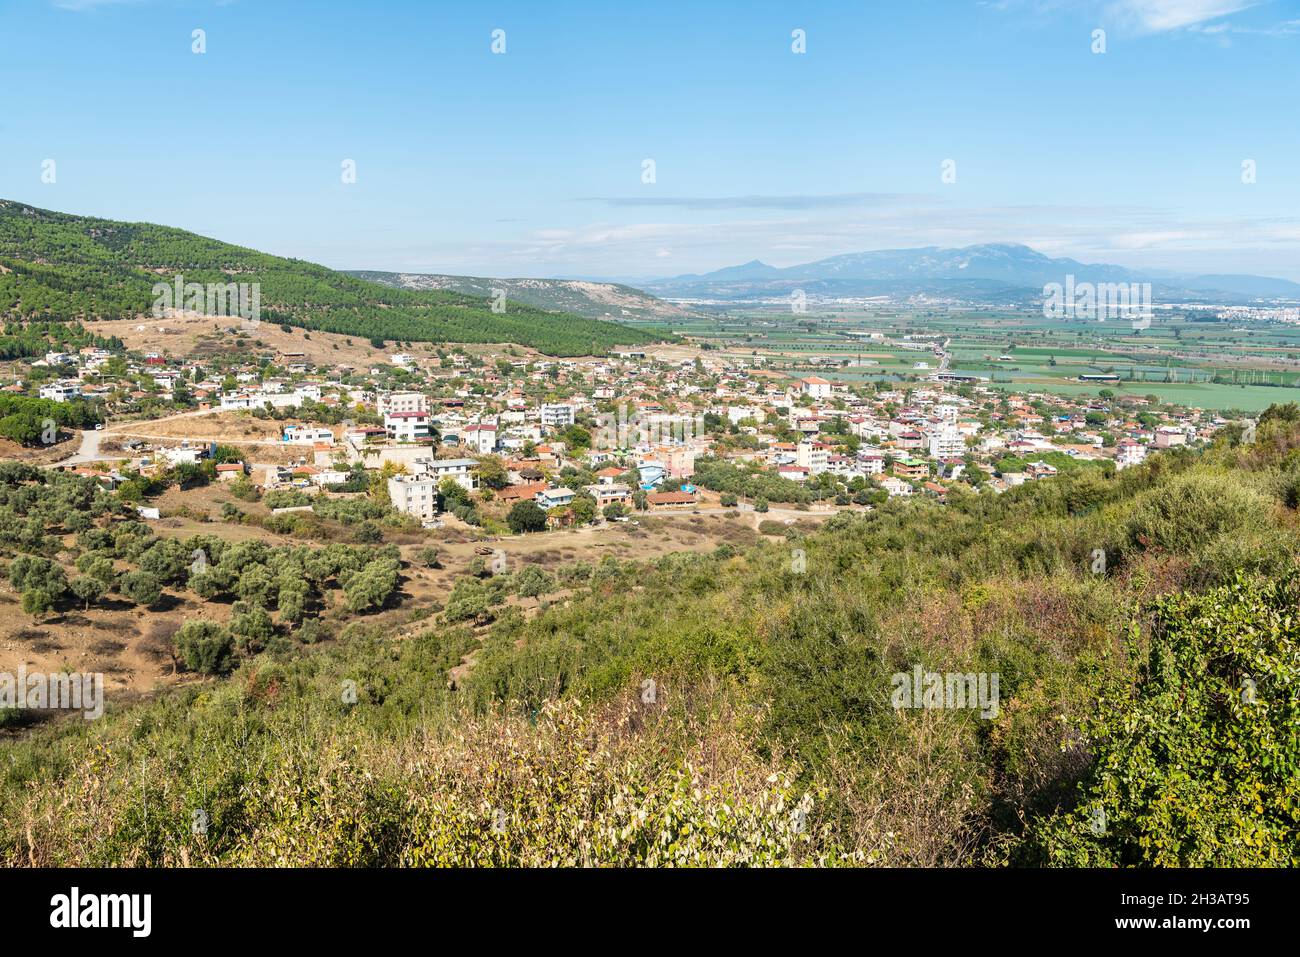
[[0, 200, 664, 356], [352, 271, 695, 323], [3, 408, 1299, 866]]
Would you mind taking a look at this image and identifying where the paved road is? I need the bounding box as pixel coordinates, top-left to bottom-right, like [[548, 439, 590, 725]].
[[53, 407, 238, 466]]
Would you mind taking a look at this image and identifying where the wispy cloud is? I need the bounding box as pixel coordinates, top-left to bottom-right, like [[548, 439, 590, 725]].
[[574, 193, 933, 211], [1104, 0, 1259, 33], [52, 0, 146, 11]]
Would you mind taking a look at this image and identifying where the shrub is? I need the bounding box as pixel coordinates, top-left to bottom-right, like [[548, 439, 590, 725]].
[[174, 621, 235, 675], [1022, 574, 1300, 866]]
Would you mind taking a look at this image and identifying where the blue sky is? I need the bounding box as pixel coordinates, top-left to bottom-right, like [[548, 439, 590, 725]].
[[2, 0, 1299, 279]]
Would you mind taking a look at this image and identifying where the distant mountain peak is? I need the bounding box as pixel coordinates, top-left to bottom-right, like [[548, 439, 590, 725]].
[[645, 242, 1300, 304]]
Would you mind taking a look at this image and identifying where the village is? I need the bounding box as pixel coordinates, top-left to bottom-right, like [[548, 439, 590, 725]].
[[17, 327, 1219, 529]]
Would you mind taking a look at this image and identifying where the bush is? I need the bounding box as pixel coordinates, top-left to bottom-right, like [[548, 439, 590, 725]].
[[1023, 574, 1300, 866], [1124, 472, 1270, 557], [119, 570, 163, 608], [174, 621, 235, 675]]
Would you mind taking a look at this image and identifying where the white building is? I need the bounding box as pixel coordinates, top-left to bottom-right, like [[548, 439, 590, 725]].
[[799, 376, 833, 399], [416, 457, 477, 491], [283, 425, 335, 446], [1116, 439, 1147, 470], [540, 404, 575, 427], [464, 423, 498, 455], [385, 411, 433, 444], [220, 389, 307, 411], [387, 473, 441, 520], [927, 427, 966, 460], [377, 391, 428, 416], [39, 381, 82, 402], [879, 476, 913, 497]]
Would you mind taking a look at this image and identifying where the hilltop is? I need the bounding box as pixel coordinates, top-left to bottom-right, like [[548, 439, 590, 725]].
[[352, 271, 695, 324], [0, 200, 665, 356]]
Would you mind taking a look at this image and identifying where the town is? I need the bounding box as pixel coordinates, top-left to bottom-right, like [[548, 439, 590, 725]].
[[18, 328, 1221, 529]]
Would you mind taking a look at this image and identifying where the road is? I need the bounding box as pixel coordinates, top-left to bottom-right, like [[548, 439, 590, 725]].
[[53, 407, 234, 467]]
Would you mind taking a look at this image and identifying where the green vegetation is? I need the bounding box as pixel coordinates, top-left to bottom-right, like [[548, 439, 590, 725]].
[[0, 199, 666, 356], [2, 412, 1299, 866]]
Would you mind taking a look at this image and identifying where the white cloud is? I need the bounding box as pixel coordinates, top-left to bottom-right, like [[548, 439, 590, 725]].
[[1105, 0, 1258, 33]]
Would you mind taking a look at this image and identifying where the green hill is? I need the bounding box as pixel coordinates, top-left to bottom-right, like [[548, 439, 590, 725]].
[[350, 270, 696, 324], [0, 199, 666, 356]]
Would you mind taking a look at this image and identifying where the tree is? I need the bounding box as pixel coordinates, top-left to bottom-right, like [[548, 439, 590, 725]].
[[344, 558, 400, 613], [174, 620, 234, 675], [570, 492, 597, 526], [21, 588, 55, 620], [119, 570, 163, 607], [70, 576, 107, 610], [230, 603, 275, 653], [602, 502, 625, 521], [476, 455, 509, 491], [514, 565, 554, 599], [507, 500, 548, 534]]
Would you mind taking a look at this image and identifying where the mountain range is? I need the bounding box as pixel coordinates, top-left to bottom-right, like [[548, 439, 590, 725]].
[[640, 243, 1300, 304]]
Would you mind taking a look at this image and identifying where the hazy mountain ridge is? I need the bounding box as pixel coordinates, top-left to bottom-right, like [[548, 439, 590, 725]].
[[644, 243, 1300, 304]]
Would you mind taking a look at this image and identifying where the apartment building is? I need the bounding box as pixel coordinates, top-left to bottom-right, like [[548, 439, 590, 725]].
[[377, 391, 429, 416], [540, 403, 575, 427], [385, 411, 432, 444], [387, 473, 441, 521]]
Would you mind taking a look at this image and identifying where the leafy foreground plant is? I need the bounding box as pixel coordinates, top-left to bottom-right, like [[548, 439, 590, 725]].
[[3, 680, 859, 867], [1022, 573, 1300, 866]]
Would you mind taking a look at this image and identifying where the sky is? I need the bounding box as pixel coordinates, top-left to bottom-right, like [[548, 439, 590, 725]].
[[2, 0, 1299, 280]]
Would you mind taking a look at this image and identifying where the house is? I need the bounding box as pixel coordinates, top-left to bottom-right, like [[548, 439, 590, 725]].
[[283, 425, 334, 446], [878, 476, 913, 497], [799, 376, 833, 399], [215, 462, 246, 481], [536, 487, 576, 509], [464, 423, 498, 455], [645, 490, 697, 508], [39, 381, 82, 403], [893, 458, 929, 482], [1116, 438, 1147, 470], [922, 481, 949, 501], [498, 481, 550, 502], [585, 483, 631, 506], [417, 457, 478, 491], [1154, 427, 1187, 449]]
